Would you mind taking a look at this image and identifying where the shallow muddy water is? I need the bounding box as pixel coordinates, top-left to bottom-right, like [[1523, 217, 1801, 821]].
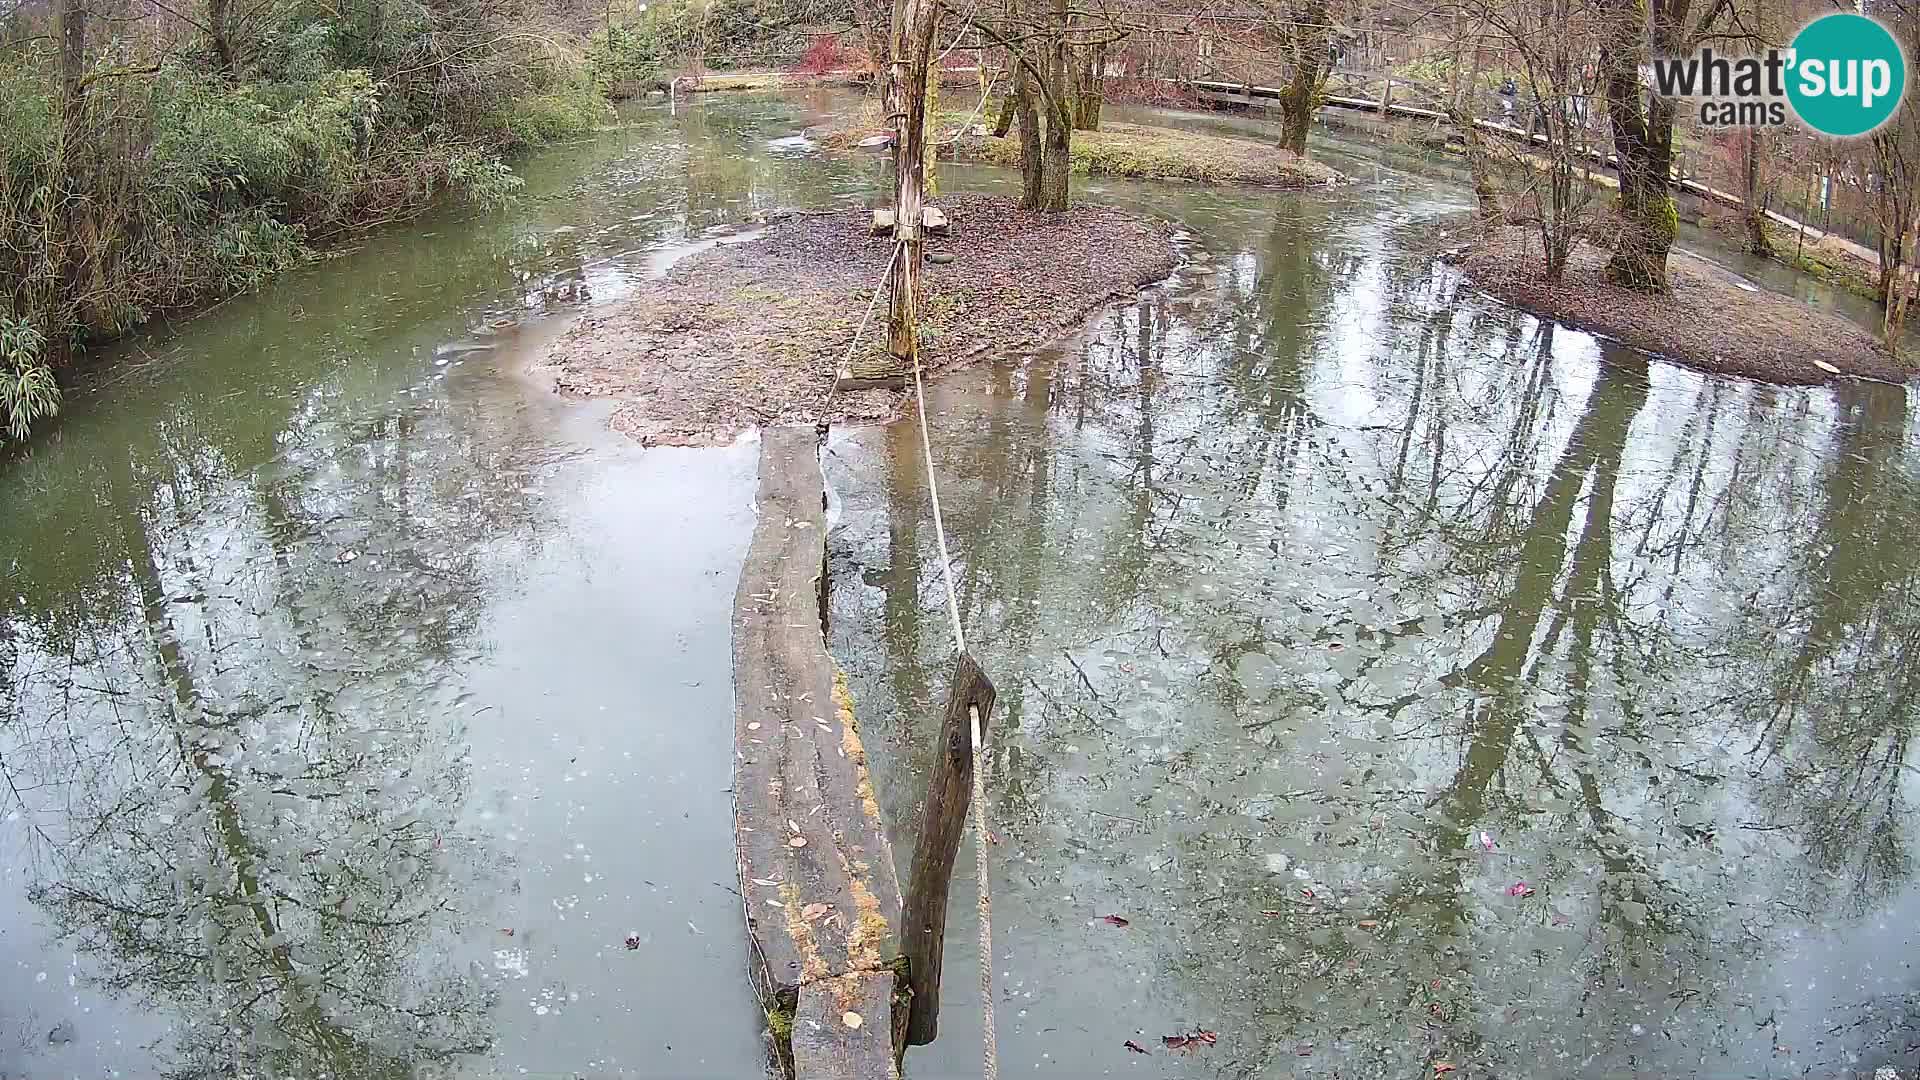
[[1, 89, 1915, 1078]]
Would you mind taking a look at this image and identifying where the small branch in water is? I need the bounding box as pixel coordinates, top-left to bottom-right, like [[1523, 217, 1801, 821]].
[[1088, 808, 1145, 826], [1062, 650, 1118, 715]]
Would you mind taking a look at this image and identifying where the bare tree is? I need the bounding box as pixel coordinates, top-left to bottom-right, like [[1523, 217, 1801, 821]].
[[1870, 0, 1920, 349], [1739, 130, 1774, 255], [1273, 0, 1331, 154], [962, 0, 1132, 208], [1592, 0, 1731, 291], [1452, 0, 1606, 279]]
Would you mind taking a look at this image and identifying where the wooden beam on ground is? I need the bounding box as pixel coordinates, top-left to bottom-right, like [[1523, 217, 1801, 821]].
[[899, 652, 997, 1046], [733, 426, 906, 1079]]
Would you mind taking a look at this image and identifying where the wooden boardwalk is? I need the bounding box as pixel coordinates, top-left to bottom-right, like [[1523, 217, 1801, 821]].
[[732, 426, 904, 1079]]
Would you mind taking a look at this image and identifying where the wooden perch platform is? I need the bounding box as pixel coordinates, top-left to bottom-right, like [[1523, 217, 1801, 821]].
[[868, 206, 950, 237], [733, 426, 905, 1080]]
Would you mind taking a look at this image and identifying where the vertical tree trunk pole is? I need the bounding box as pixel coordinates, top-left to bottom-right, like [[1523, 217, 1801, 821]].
[[208, 0, 236, 76], [884, 0, 939, 373], [900, 652, 997, 1046]]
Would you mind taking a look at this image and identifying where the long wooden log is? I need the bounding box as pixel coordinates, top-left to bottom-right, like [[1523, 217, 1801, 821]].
[[733, 427, 906, 1079], [899, 651, 997, 1046]]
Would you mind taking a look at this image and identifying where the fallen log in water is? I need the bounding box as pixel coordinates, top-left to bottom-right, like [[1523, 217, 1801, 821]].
[[732, 426, 906, 1079]]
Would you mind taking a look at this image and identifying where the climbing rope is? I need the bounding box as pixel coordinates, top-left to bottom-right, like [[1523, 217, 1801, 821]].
[[910, 358, 998, 1080], [830, 223, 996, 1078], [821, 240, 906, 419]]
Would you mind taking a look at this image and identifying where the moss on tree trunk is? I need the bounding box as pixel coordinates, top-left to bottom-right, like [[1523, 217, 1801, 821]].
[[991, 84, 1016, 137], [1074, 44, 1103, 130], [1597, 0, 1690, 292], [1276, 0, 1328, 157], [1604, 123, 1677, 291], [1014, 62, 1044, 209]]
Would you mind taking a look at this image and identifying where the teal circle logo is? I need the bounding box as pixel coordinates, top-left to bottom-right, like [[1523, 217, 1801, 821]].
[[1787, 13, 1906, 137]]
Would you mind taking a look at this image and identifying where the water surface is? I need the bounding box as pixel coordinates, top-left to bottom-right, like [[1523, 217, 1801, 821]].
[[1, 89, 1913, 1079], [827, 169, 1920, 1079]]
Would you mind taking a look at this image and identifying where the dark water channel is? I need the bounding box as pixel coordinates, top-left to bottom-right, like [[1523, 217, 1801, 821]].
[[1, 90, 1915, 1078]]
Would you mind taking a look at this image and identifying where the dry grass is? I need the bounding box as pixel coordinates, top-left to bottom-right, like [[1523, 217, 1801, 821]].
[[952, 122, 1343, 188]]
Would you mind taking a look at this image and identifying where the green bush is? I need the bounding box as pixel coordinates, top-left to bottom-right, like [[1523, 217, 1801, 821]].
[[589, 22, 671, 97], [0, 315, 57, 442], [0, 0, 623, 441], [490, 83, 610, 150]]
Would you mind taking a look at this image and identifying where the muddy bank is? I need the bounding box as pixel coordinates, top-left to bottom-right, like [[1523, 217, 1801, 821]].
[[536, 194, 1179, 444], [820, 116, 1342, 188], [1457, 226, 1912, 385]]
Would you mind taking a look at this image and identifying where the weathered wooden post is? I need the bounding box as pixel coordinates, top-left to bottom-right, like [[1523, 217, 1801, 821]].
[[899, 651, 997, 1045], [881, 0, 940, 379], [1378, 76, 1393, 117]]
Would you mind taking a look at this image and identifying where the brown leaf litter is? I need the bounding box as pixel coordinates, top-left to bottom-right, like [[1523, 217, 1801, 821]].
[[534, 194, 1179, 445], [1457, 226, 1912, 385]]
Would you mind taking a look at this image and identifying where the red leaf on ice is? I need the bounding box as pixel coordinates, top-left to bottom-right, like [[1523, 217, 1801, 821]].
[[1506, 881, 1534, 897], [1099, 914, 1130, 928], [1123, 1040, 1150, 1055]]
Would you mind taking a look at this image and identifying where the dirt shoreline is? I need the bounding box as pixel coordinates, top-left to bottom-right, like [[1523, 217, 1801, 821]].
[[535, 194, 1179, 444], [1455, 226, 1912, 385], [819, 117, 1343, 189]]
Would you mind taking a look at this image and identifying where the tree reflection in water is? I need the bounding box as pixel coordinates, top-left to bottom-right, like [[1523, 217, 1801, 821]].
[[2, 383, 552, 1076], [827, 196, 1920, 1077]]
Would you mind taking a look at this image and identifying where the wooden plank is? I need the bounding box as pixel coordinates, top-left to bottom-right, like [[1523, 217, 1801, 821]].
[[900, 652, 997, 1045], [733, 426, 905, 1077], [793, 973, 901, 1080]]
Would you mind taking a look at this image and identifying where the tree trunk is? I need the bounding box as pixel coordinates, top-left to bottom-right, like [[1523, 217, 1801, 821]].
[[990, 0, 1017, 137], [991, 82, 1016, 137], [1742, 131, 1772, 256], [880, 0, 939, 375], [1038, 104, 1069, 209], [1600, 81, 1676, 289], [1014, 59, 1043, 208], [41, 0, 88, 362], [1886, 239, 1912, 355], [59, 0, 85, 100], [1276, 0, 1328, 157], [1873, 130, 1912, 307], [209, 0, 236, 75], [1035, 9, 1071, 212], [1074, 43, 1103, 130], [1598, 0, 1678, 291], [1448, 18, 1500, 224]]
